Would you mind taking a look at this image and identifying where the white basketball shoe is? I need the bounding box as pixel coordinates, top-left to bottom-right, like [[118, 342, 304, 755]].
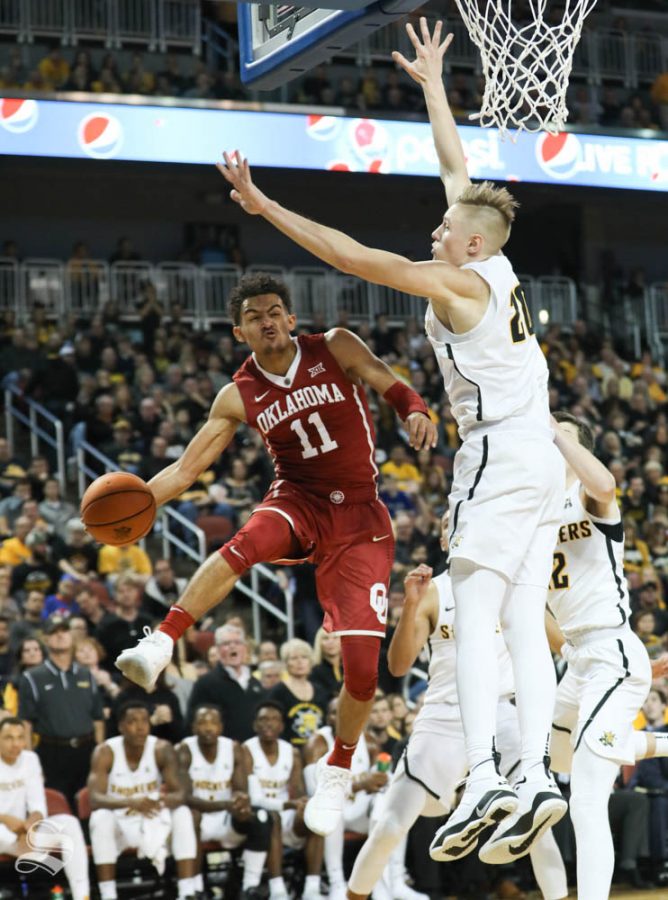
[[115, 626, 173, 690]]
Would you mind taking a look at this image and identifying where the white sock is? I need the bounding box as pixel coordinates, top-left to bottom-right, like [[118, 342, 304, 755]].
[[634, 731, 649, 758], [501, 582, 556, 774], [269, 876, 288, 897], [98, 881, 117, 900], [242, 849, 267, 889], [178, 876, 196, 899], [193, 874, 204, 892], [304, 874, 320, 891], [635, 729, 668, 758], [451, 560, 505, 772], [570, 745, 619, 900], [348, 772, 427, 895], [324, 821, 345, 886], [529, 828, 568, 900]]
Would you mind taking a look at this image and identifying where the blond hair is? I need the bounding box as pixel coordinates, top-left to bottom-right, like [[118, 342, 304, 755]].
[[456, 181, 519, 248]]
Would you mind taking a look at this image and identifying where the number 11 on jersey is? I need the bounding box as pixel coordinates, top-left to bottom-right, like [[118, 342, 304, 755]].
[[290, 412, 338, 459]]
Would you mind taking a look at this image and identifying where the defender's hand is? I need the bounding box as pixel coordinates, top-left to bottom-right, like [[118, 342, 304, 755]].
[[403, 564, 433, 605], [216, 150, 269, 215], [392, 18, 453, 86], [406, 411, 438, 450]]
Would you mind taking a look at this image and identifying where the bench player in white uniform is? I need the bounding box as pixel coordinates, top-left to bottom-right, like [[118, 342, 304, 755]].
[[0, 716, 90, 900], [217, 19, 565, 860], [346, 515, 567, 900], [242, 700, 323, 900], [88, 701, 198, 900], [483, 412, 668, 898], [177, 705, 272, 899]]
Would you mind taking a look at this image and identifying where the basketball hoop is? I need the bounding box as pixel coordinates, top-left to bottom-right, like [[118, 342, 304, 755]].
[[453, 0, 598, 136]]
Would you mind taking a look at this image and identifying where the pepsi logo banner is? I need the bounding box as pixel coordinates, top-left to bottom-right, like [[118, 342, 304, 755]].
[[1, 97, 667, 192]]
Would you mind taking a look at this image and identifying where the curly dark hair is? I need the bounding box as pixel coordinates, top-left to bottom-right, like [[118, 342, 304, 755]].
[[228, 272, 292, 325]]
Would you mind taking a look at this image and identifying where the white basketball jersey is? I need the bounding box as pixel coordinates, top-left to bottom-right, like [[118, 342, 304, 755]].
[[548, 479, 630, 638], [106, 735, 161, 812], [425, 254, 550, 440], [421, 571, 514, 709], [184, 735, 235, 804], [244, 736, 293, 806], [316, 725, 370, 777], [0, 750, 46, 820]]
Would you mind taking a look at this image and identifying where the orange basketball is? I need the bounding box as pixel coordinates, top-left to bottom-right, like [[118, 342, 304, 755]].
[[80, 471, 156, 546]]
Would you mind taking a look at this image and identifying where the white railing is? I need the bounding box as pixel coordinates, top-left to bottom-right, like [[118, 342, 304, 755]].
[[4, 386, 66, 491], [65, 259, 109, 318], [530, 276, 579, 330], [200, 264, 243, 324], [160, 504, 206, 564], [22, 259, 65, 320], [647, 284, 668, 364]]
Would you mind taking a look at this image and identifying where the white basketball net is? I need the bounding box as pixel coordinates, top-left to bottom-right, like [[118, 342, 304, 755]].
[[453, 0, 598, 136]]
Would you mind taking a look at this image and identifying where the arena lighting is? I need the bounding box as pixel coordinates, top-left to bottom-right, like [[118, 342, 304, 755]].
[[538, 310, 550, 325]]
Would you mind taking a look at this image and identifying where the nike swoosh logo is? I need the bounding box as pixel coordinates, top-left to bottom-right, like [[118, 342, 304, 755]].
[[372, 534, 390, 542], [444, 606, 455, 612], [508, 815, 551, 856], [255, 390, 270, 402]]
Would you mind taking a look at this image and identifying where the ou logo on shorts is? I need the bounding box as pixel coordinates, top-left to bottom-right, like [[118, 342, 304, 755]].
[[369, 583, 388, 625]]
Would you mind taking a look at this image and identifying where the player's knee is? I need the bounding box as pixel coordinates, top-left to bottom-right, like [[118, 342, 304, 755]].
[[220, 512, 297, 573], [341, 635, 380, 702], [244, 811, 273, 851]]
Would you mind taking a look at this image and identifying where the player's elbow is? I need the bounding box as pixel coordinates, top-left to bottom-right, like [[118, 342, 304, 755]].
[[593, 472, 617, 505], [387, 652, 409, 678]]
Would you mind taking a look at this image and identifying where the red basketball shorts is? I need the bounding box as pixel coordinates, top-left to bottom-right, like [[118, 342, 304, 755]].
[[220, 480, 394, 638]]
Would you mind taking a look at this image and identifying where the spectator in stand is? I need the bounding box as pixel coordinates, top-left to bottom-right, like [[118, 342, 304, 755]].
[[123, 52, 155, 94], [0, 515, 32, 567], [1, 636, 44, 713], [381, 444, 422, 492], [633, 610, 663, 656], [74, 636, 121, 714], [38, 477, 77, 539], [97, 575, 153, 669], [42, 575, 81, 621], [8, 591, 45, 652], [311, 628, 343, 704], [0, 616, 14, 678], [142, 559, 188, 619], [0, 480, 33, 532], [366, 693, 401, 755], [0, 439, 26, 498], [380, 475, 418, 518], [630, 688, 668, 884], [0, 567, 19, 621], [86, 394, 116, 448], [37, 44, 70, 89], [137, 280, 163, 354], [91, 65, 122, 94], [650, 68, 668, 132], [112, 671, 184, 743], [186, 624, 264, 741], [624, 518, 652, 573], [269, 638, 328, 748], [57, 518, 99, 581], [140, 435, 171, 482], [10, 531, 60, 599], [103, 419, 142, 474], [97, 540, 152, 585], [109, 236, 141, 265], [18, 615, 104, 807], [77, 586, 118, 639]]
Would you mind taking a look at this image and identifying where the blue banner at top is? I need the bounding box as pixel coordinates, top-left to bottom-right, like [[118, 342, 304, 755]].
[[1, 97, 667, 192]]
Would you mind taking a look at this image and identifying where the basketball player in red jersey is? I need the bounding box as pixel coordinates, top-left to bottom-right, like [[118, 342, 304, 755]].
[[116, 272, 436, 837]]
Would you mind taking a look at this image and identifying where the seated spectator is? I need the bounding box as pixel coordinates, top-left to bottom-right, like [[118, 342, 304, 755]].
[[74, 635, 120, 713], [0, 615, 13, 679], [258, 660, 284, 692], [243, 701, 323, 900], [112, 671, 184, 744], [10, 531, 60, 599], [37, 44, 70, 89], [624, 518, 651, 573], [256, 640, 279, 664], [269, 639, 328, 747], [632, 609, 663, 654], [0, 717, 90, 900], [311, 628, 343, 703], [0, 479, 33, 533], [9, 591, 45, 652], [38, 477, 77, 539], [630, 688, 668, 884], [1, 636, 44, 713], [103, 419, 142, 474], [177, 705, 272, 896], [0, 566, 19, 621], [123, 52, 155, 94], [140, 435, 171, 482], [91, 65, 122, 93], [366, 692, 402, 755], [187, 624, 264, 742], [98, 540, 152, 585], [42, 574, 81, 620], [97, 575, 153, 669], [380, 475, 417, 518], [387, 692, 410, 737], [381, 444, 422, 493], [0, 515, 31, 567], [77, 585, 117, 638], [88, 701, 197, 894], [57, 517, 99, 581], [142, 558, 188, 619]]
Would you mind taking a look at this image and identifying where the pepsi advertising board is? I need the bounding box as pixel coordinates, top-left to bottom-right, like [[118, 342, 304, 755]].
[[1, 97, 668, 192]]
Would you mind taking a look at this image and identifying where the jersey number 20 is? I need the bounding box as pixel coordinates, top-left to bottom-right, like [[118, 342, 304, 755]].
[[510, 285, 534, 344], [290, 412, 338, 459]]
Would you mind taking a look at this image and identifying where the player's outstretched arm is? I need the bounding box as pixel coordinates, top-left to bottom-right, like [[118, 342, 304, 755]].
[[393, 18, 471, 206], [148, 382, 245, 508], [388, 564, 435, 676], [215, 152, 486, 309], [552, 417, 617, 513], [326, 328, 437, 450]]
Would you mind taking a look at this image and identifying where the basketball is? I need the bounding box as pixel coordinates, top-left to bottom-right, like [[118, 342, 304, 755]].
[[80, 472, 156, 547]]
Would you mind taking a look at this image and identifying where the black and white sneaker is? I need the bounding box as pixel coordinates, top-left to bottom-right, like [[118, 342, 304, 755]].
[[429, 773, 518, 862], [478, 769, 567, 865]]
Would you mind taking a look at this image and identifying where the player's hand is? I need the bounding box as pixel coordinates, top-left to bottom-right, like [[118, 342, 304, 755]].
[[216, 150, 269, 215], [406, 411, 438, 450], [231, 791, 252, 819], [363, 771, 388, 793], [130, 796, 163, 817], [403, 564, 433, 604], [392, 18, 453, 87], [652, 653, 668, 679]]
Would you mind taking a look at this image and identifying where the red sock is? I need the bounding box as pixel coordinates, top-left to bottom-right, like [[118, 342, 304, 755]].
[[158, 605, 195, 643], [327, 736, 357, 770]]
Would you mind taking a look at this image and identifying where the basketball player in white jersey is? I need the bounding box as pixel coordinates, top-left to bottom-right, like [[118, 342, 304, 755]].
[[0, 716, 90, 900], [217, 16, 565, 860], [88, 701, 198, 900], [480, 412, 668, 898], [242, 700, 323, 900], [177, 705, 272, 900], [345, 516, 567, 900]]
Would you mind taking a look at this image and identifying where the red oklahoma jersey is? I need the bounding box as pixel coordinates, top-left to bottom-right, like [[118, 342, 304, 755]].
[[233, 333, 379, 504]]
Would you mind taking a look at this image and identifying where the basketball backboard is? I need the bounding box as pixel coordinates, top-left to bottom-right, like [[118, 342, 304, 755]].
[[238, 0, 422, 89]]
